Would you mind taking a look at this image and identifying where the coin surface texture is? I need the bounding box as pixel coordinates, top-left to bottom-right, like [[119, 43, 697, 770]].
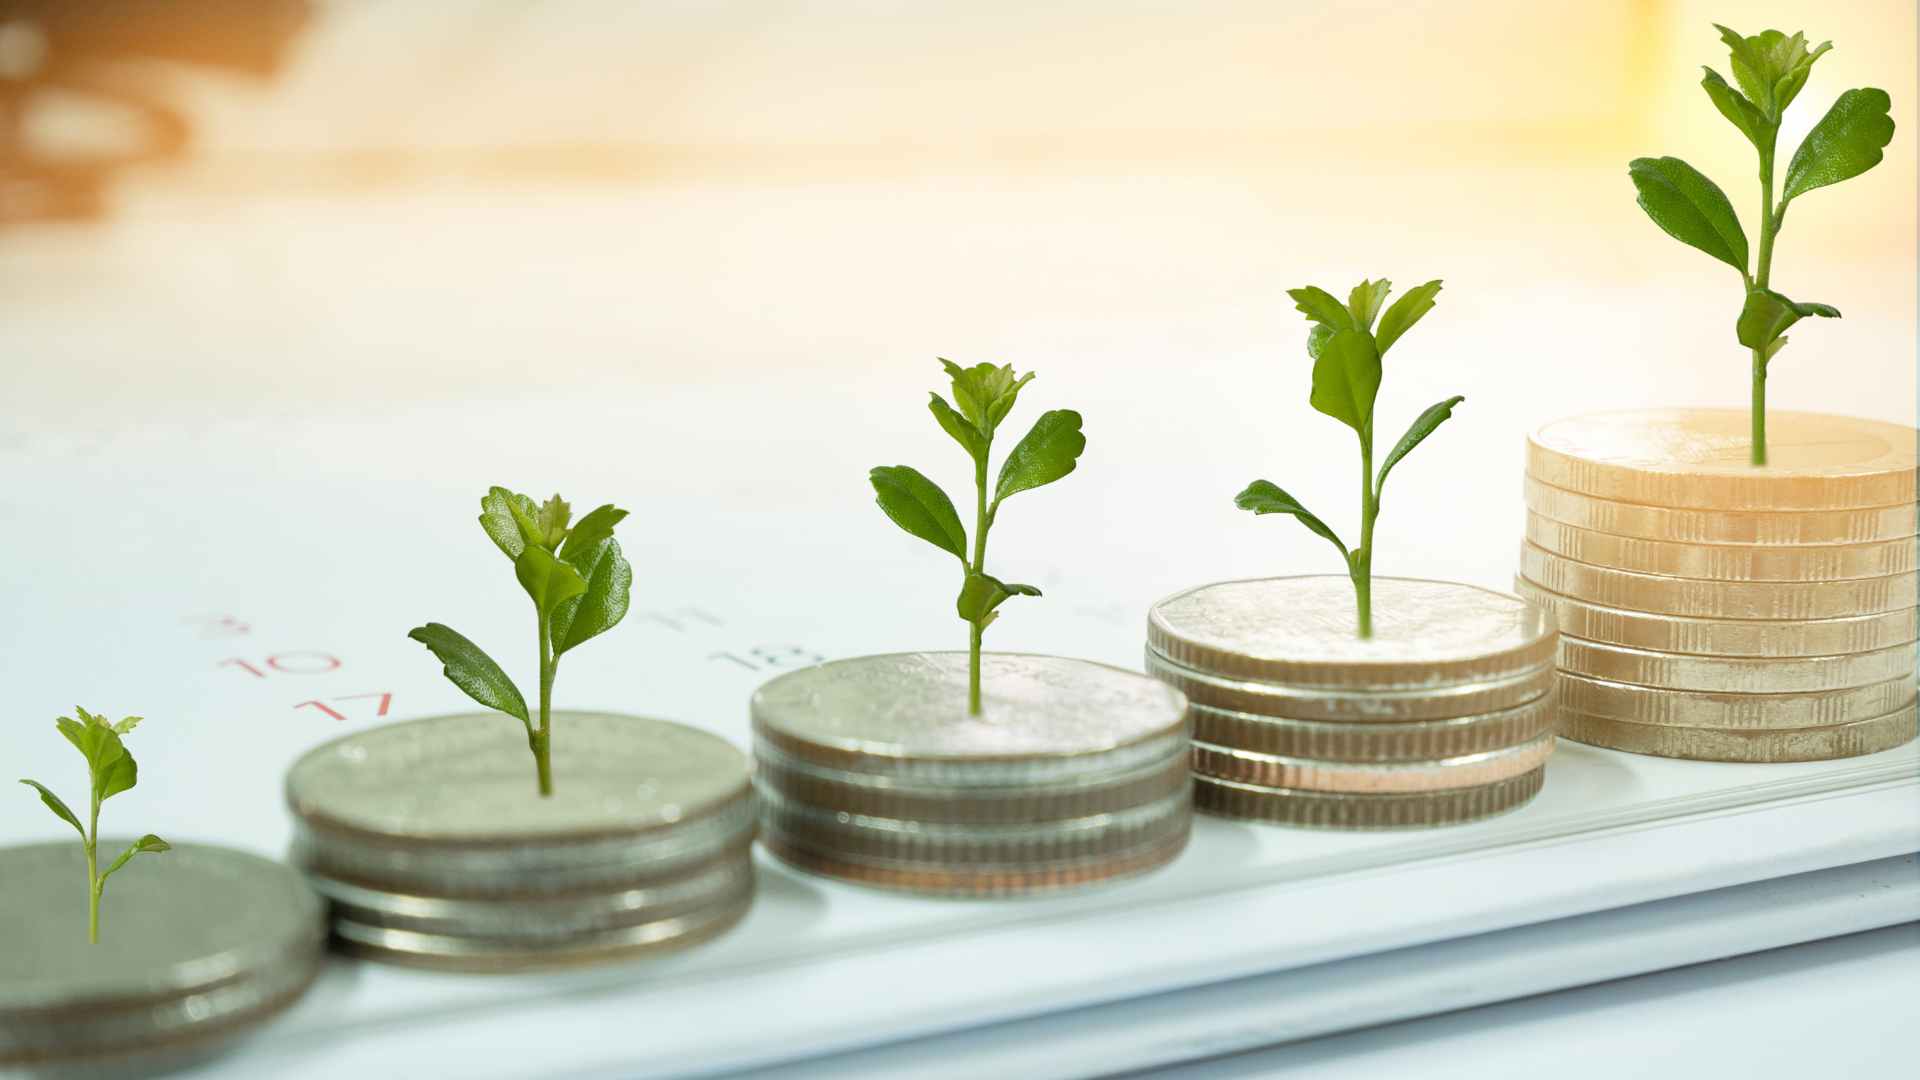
[[1187, 695, 1556, 762], [1145, 648, 1554, 722], [1190, 734, 1555, 794], [1147, 577, 1556, 689], [1515, 577, 1919, 657], [1524, 513, 1916, 581], [1527, 410, 1917, 510], [1520, 542, 1916, 619], [1554, 671, 1917, 730], [1556, 636, 1918, 693], [1193, 768, 1545, 829], [1523, 476, 1917, 545], [1557, 700, 1917, 762]]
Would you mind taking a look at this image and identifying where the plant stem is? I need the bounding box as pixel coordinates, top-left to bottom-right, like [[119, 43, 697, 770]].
[[1750, 139, 1778, 467], [535, 610, 556, 796], [967, 448, 990, 716], [1354, 428, 1377, 639], [86, 796, 100, 944]]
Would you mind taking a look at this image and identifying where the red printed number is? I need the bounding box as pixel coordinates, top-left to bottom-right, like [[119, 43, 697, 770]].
[[219, 652, 343, 678]]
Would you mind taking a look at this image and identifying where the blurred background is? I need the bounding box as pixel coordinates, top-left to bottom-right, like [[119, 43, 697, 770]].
[[0, 0, 1912, 450]]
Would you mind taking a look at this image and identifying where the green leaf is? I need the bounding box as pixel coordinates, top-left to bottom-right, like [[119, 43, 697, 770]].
[[1373, 279, 1443, 356], [1233, 480, 1349, 559], [1376, 395, 1466, 497], [1346, 279, 1393, 331], [558, 504, 627, 568], [1763, 336, 1790, 363], [941, 360, 1033, 435], [1306, 322, 1335, 360], [1737, 288, 1841, 351], [111, 716, 142, 736], [100, 834, 170, 882], [1628, 156, 1749, 272], [1701, 68, 1775, 150], [955, 572, 1041, 625], [407, 622, 531, 727], [551, 537, 633, 656], [1716, 25, 1829, 117], [870, 465, 967, 561], [18, 779, 84, 839], [1783, 88, 1895, 204], [993, 409, 1086, 503], [95, 735, 136, 803], [1287, 286, 1353, 330], [928, 393, 985, 461], [535, 495, 572, 549], [479, 487, 541, 560], [58, 712, 136, 804], [1308, 328, 1381, 435], [515, 545, 588, 619]]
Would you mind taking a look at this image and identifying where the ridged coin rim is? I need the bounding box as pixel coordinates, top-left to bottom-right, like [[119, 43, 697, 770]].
[[1515, 575, 1919, 657], [1145, 647, 1554, 722], [1520, 541, 1917, 619], [1554, 670, 1917, 730], [1524, 512, 1917, 581], [1524, 476, 1918, 545], [1557, 700, 1918, 762], [1188, 694, 1556, 762], [1193, 768, 1545, 829], [1190, 734, 1555, 794], [1556, 634, 1919, 693]]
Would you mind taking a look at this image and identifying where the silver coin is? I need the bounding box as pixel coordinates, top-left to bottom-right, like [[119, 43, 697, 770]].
[[1556, 636, 1918, 694], [1145, 647, 1555, 722], [1191, 734, 1555, 794], [0, 841, 325, 1064], [1188, 695, 1556, 763], [1558, 699, 1918, 762], [1193, 768, 1545, 829], [759, 827, 1191, 898], [1148, 576, 1556, 689], [1516, 575, 1920, 658]]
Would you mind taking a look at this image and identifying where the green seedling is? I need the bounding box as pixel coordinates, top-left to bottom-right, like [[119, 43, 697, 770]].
[[409, 488, 632, 796], [1235, 279, 1464, 639], [19, 708, 171, 944], [871, 360, 1087, 714], [1629, 24, 1893, 465]]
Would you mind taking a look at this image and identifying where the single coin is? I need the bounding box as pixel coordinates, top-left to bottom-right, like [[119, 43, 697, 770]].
[[1188, 695, 1556, 763], [751, 652, 1188, 783], [1191, 734, 1555, 794], [1193, 768, 1545, 829], [1554, 671, 1917, 730], [1145, 647, 1554, 722], [752, 736, 1189, 824], [1558, 700, 1918, 762], [1524, 476, 1917, 545], [1147, 577, 1556, 689], [1527, 410, 1917, 510], [758, 827, 1190, 898], [1524, 513, 1916, 582], [1557, 635, 1918, 694], [0, 842, 325, 1065], [1519, 542, 1917, 619], [1515, 576, 1920, 657], [287, 711, 754, 896]]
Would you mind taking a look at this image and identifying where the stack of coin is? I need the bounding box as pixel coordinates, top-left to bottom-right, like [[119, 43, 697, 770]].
[[0, 842, 325, 1071], [752, 652, 1191, 896], [1146, 576, 1559, 828], [1518, 410, 1919, 762], [285, 711, 755, 971]]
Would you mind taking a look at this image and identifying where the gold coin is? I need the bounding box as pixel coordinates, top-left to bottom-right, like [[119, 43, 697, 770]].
[[1191, 734, 1555, 794], [1145, 647, 1554, 722], [1558, 700, 1917, 762], [758, 828, 1190, 897], [1519, 542, 1917, 619], [1524, 476, 1917, 545], [1554, 670, 1916, 730], [1193, 768, 1544, 829], [1189, 695, 1555, 762], [1557, 635, 1918, 693], [1528, 409, 1917, 510], [1524, 512, 1916, 582], [1515, 576, 1919, 658], [1147, 576, 1556, 689]]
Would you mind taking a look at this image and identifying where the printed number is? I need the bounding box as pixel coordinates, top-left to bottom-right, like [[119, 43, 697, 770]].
[[185, 615, 251, 639], [295, 693, 392, 722], [219, 652, 343, 678], [708, 645, 823, 672]]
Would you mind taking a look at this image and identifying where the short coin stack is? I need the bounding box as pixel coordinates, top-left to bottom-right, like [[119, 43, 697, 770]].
[[752, 652, 1192, 896], [1518, 409, 1919, 762], [286, 711, 755, 971], [1146, 576, 1559, 828], [0, 842, 325, 1071]]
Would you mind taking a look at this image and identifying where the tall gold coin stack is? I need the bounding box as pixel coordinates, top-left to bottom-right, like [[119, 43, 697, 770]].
[[1517, 410, 1920, 762], [1146, 577, 1559, 828]]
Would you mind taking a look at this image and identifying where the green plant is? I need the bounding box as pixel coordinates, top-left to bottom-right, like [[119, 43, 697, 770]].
[[1629, 25, 1893, 465], [1235, 279, 1464, 639], [19, 708, 171, 944], [409, 488, 632, 796], [871, 360, 1087, 714]]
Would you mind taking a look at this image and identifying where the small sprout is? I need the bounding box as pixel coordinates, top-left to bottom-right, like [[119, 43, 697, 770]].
[[1235, 279, 1465, 639], [19, 708, 171, 944], [871, 360, 1087, 714], [1629, 25, 1893, 465], [409, 488, 633, 796]]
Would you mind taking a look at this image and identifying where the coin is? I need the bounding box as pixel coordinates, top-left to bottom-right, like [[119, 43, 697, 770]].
[[1146, 647, 1555, 722], [1524, 513, 1916, 582], [1188, 695, 1555, 762], [1147, 577, 1556, 689], [1524, 476, 1917, 545], [1558, 700, 1917, 762], [758, 827, 1191, 897], [1527, 410, 1917, 510], [1520, 542, 1917, 619], [1515, 576, 1919, 657], [1554, 671, 1916, 730], [1193, 768, 1544, 829], [1557, 636, 1918, 693], [1191, 734, 1554, 794], [0, 842, 325, 1066]]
